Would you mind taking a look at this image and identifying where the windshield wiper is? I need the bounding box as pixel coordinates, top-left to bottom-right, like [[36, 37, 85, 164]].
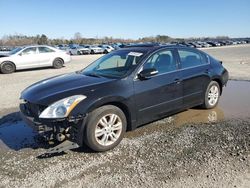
[[84, 72, 102, 78]]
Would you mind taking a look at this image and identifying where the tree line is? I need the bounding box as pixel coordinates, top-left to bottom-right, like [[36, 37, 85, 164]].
[[0, 33, 230, 47]]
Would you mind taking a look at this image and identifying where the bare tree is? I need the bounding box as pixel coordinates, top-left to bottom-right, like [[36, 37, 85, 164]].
[[74, 32, 82, 44]]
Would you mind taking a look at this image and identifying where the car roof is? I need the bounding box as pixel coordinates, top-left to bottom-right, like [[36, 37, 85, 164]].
[[119, 44, 197, 54], [20, 45, 55, 48]]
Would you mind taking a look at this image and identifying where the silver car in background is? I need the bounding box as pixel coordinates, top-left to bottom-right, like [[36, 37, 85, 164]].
[[69, 46, 91, 55], [98, 45, 115, 53], [0, 45, 71, 74], [85, 45, 105, 54]]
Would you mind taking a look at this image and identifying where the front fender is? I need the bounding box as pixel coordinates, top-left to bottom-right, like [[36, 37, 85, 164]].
[[69, 95, 128, 117], [69, 95, 133, 147]]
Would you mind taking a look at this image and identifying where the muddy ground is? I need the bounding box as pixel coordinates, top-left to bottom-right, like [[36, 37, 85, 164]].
[[0, 45, 250, 188]]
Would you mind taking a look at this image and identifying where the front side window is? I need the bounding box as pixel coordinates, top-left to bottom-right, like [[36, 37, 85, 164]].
[[143, 49, 177, 74], [21, 47, 37, 55], [9, 47, 23, 55], [178, 50, 208, 69], [82, 50, 144, 78], [38, 47, 55, 53]]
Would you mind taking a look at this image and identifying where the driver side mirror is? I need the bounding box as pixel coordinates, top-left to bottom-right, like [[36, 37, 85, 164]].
[[138, 68, 158, 80]]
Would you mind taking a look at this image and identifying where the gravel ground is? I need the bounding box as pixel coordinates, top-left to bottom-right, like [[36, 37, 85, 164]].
[[0, 119, 249, 188], [0, 45, 250, 188]]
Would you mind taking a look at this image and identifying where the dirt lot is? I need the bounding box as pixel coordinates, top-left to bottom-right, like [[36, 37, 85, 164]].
[[0, 45, 250, 188]]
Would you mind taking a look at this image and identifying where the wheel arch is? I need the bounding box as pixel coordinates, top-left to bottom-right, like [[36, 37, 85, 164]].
[[84, 98, 132, 132], [99, 101, 132, 131], [53, 57, 64, 64], [74, 98, 133, 147], [0, 61, 16, 72], [211, 78, 223, 95]]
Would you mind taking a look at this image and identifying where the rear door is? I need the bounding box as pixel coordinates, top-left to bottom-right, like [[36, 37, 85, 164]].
[[177, 49, 211, 107], [38, 46, 55, 66], [133, 49, 183, 125]]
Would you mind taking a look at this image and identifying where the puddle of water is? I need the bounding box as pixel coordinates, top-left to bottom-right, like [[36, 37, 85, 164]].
[[218, 80, 250, 118], [0, 122, 36, 151], [0, 80, 249, 151]]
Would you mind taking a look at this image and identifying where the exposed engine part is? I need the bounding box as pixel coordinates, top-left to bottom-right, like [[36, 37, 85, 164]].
[[56, 133, 66, 142]]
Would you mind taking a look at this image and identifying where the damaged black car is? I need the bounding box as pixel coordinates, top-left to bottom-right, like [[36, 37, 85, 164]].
[[20, 44, 228, 153]]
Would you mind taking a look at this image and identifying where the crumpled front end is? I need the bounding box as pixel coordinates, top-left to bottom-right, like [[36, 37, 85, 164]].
[[20, 100, 85, 153]]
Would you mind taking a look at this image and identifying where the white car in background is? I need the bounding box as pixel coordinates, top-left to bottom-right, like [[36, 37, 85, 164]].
[[98, 45, 115, 53], [0, 45, 71, 74], [69, 46, 91, 55], [85, 45, 105, 54]]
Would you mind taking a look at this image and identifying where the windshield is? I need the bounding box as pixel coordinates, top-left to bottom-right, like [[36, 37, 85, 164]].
[[9, 47, 23, 55], [81, 50, 145, 78]]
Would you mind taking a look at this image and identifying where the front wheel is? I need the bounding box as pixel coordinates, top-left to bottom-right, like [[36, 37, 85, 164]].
[[84, 105, 127, 152], [0, 61, 16, 74], [202, 81, 220, 109]]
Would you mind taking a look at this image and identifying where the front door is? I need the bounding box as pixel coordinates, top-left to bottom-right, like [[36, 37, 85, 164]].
[[133, 49, 183, 125], [15, 47, 39, 69]]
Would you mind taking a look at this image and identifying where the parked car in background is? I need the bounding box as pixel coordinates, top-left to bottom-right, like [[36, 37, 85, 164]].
[[85, 45, 105, 54], [98, 45, 115, 53], [56, 44, 69, 51], [0, 45, 71, 74], [20, 44, 228, 153], [111, 43, 126, 50], [206, 41, 217, 47], [196, 41, 212, 48], [69, 46, 91, 55]]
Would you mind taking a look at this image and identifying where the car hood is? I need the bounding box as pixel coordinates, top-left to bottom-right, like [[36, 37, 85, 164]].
[[21, 72, 115, 105]]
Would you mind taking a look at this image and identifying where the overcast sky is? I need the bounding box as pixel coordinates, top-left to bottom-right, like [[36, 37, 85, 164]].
[[0, 0, 249, 39]]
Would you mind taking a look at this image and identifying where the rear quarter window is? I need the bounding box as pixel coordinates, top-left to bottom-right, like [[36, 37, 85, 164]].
[[178, 49, 208, 69]]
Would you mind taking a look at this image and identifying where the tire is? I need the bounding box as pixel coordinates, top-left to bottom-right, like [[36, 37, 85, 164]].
[[53, 58, 64, 69], [201, 81, 220, 109], [0, 61, 16, 74], [90, 50, 94, 54], [104, 50, 108, 54], [84, 105, 127, 152], [77, 51, 81, 55]]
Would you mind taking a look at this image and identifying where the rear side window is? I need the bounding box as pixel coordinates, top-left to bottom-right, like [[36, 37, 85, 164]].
[[38, 47, 55, 53], [178, 50, 208, 69]]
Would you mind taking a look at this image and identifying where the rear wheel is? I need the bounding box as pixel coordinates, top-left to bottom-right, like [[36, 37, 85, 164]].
[[202, 81, 220, 109], [53, 58, 64, 69], [0, 61, 16, 74], [84, 105, 127, 152]]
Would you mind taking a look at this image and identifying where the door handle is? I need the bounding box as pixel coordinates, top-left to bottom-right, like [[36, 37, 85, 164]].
[[204, 69, 210, 74], [174, 79, 181, 84]]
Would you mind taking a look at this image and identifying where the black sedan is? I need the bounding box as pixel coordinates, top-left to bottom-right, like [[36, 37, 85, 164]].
[[20, 44, 228, 153]]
